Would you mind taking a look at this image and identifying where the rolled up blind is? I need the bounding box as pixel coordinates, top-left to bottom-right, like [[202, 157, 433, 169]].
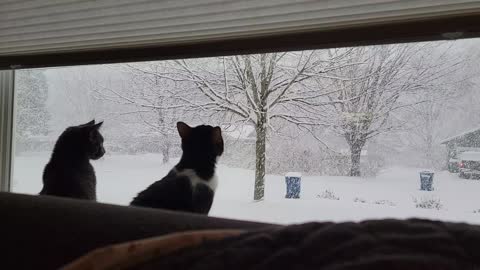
[[1, 0, 480, 57]]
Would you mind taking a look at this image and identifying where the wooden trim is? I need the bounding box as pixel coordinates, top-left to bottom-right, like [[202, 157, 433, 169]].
[[1, 13, 479, 70]]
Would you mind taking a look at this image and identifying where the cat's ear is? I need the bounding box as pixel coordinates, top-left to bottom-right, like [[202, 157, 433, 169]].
[[212, 126, 223, 156], [177, 122, 191, 139], [88, 122, 103, 142], [93, 121, 103, 129], [212, 126, 223, 144], [84, 120, 95, 126]]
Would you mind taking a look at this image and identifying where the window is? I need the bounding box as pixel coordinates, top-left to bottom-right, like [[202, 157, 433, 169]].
[[11, 38, 480, 224]]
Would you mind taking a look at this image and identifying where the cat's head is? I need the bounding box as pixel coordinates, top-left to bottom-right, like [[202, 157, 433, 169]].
[[61, 120, 106, 160], [177, 122, 224, 160]]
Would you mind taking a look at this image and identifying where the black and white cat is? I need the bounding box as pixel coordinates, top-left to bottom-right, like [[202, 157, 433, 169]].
[[40, 120, 105, 200], [130, 122, 223, 214]]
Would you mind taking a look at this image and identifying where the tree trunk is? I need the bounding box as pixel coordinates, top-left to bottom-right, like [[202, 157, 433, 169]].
[[349, 143, 362, 177], [425, 135, 433, 167], [162, 141, 170, 164], [254, 115, 267, 201], [424, 113, 434, 167]]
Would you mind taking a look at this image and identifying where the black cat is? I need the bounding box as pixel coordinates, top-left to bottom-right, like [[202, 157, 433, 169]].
[[40, 120, 105, 200], [130, 122, 223, 214]]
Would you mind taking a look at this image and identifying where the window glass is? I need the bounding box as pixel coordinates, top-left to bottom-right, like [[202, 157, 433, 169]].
[[12, 39, 480, 224]]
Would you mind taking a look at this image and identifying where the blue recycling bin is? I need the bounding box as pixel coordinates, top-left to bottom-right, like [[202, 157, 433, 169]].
[[420, 171, 434, 191], [285, 172, 301, 199]]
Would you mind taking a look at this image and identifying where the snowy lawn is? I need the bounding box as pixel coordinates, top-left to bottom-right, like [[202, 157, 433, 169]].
[[12, 152, 480, 225]]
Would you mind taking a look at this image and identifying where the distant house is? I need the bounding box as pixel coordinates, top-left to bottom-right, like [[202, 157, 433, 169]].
[[441, 126, 480, 161]]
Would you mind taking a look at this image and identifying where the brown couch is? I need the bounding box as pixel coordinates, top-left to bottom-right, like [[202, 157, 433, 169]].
[[0, 192, 272, 269], [4, 192, 480, 270]]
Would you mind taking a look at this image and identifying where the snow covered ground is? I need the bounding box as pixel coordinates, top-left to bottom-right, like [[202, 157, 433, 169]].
[[12, 152, 480, 225]]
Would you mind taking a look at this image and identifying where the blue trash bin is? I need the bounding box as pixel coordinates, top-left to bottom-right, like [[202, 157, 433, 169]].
[[285, 172, 301, 199], [420, 171, 434, 191]]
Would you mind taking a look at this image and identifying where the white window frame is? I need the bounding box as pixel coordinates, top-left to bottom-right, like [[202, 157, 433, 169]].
[[0, 70, 15, 192]]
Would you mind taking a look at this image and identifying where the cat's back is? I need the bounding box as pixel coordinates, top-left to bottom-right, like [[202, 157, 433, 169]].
[[130, 170, 194, 211], [41, 158, 96, 200], [39, 120, 104, 201]]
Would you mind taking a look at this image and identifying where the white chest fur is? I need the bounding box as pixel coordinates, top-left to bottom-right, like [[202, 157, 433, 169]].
[[175, 168, 218, 191]]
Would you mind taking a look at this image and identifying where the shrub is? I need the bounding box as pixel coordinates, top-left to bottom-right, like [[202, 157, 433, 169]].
[[317, 190, 340, 200], [373, 199, 396, 206], [414, 196, 443, 210], [353, 197, 367, 203]]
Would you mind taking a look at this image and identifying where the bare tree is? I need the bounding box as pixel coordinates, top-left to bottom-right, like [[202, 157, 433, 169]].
[[47, 66, 114, 142], [154, 52, 353, 200], [95, 63, 185, 163], [403, 46, 472, 168], [317, 44, 461, 176]]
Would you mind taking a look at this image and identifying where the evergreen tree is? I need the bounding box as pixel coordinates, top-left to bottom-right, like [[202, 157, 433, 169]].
[[15, 70, 50, 151]]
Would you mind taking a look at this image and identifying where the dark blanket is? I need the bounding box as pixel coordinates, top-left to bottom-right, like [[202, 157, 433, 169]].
[[134, 219, 479, 270]]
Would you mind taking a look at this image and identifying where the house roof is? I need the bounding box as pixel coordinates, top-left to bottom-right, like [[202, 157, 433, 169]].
[[441, 126, 480, 144]]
